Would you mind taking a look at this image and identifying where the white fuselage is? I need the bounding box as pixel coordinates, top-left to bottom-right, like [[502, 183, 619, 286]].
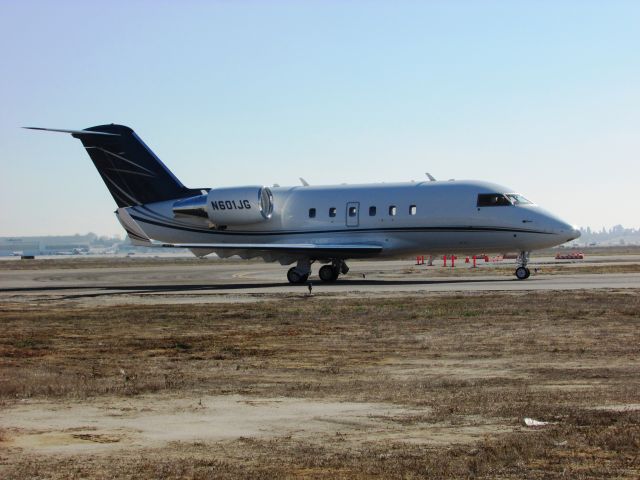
[[121, 180, 579, 263]]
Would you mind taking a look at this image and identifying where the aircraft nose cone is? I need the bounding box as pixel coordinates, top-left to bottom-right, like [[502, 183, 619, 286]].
[[541, 211, 580, 242], [569, 228, 581, 241], [556, 222, 581, 242]]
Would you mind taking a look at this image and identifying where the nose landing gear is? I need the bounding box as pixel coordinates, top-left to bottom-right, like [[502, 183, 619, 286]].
[[515, 251, 531, 280], [515, 266, 530, 280]]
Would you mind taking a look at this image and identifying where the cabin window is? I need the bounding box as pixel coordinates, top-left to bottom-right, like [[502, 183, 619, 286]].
[[389, 205, 397, 216], [329, 207, 337, 217], [309, 208, 316, 218], [409, 205, 417, 215], [369, 206, 377, 216], [348, 206, 357, 217], [477, 194, 512, 207]]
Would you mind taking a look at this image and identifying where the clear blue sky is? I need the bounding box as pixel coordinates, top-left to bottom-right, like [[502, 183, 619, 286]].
[[1, 1, 638, 236]]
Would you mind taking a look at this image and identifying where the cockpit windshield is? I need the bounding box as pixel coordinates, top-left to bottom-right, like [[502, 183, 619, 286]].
[[477, 193, 534, 207], [505, 193, 533, 205], [477, 193, 512, 207]]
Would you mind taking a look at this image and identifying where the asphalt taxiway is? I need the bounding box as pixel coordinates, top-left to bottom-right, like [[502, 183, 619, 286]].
[[1, 259, 639, 304]]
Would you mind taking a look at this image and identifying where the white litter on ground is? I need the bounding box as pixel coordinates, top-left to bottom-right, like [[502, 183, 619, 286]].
[[524, 417, 552, 427]]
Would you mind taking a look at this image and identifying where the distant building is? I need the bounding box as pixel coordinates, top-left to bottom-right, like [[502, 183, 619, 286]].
[[0, 234, 94, 256]]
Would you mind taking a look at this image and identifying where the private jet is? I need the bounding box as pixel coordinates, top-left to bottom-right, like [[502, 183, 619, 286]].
[[27, 124, 580, 282]]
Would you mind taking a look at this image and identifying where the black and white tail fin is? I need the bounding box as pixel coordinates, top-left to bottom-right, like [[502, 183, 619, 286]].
[[25, 124, 201, 207]]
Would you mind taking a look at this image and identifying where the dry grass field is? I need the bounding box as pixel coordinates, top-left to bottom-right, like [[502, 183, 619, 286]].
[[1, 291, 639, 478]]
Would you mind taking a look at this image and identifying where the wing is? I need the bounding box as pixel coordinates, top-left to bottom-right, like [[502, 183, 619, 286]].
[[115, 206, 383, 260], [159, 242, 383, 258]]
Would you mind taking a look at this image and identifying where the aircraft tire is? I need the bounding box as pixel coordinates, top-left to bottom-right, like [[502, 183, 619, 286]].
[[515, 266, 529, 280], [319, 265, 339, 282], [287, 267, 308, 284]]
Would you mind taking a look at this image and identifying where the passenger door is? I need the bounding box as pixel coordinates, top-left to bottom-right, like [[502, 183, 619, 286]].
[[346, 202, 360, 227]]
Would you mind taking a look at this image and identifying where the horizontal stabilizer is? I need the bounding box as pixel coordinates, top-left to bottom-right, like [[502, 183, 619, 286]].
[[23, 127, 119, 136]]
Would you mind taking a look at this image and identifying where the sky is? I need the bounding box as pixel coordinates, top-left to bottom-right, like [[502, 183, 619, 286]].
[[1, 0, 639, 236]]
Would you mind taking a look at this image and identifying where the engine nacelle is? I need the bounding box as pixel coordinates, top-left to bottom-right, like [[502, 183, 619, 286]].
[[172, 186, 273, 226], [206, 186, 273, 225]]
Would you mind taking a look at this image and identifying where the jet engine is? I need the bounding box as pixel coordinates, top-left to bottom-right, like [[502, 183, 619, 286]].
[[172, 186, 274, 226]]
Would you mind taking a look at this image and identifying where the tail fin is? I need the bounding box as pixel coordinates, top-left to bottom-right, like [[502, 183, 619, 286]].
[[27, 124, 200, 207], [77, 124, 202, 207]]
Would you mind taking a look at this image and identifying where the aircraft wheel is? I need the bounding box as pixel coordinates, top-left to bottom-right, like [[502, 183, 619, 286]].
[[287, 267, 308, 284], [515, 266, 529, 280], [319, 265, 339, 282]]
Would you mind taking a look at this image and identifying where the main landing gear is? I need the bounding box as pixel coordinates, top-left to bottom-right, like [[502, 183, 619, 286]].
[[318, 265, 338, 282], [286, 259, 349, 284], [287, 259, 311, 284], [515, 251, 531, 280], [318, 260, 348, 283], [287, 267, 309, 284]]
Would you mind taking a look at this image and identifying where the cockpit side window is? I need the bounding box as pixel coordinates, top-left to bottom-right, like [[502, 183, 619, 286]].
[[505, 193, 533, 205], [477, 193, 512, 207]]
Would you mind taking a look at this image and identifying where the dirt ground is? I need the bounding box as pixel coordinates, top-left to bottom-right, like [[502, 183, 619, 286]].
[[1, 291, 639, 478]]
